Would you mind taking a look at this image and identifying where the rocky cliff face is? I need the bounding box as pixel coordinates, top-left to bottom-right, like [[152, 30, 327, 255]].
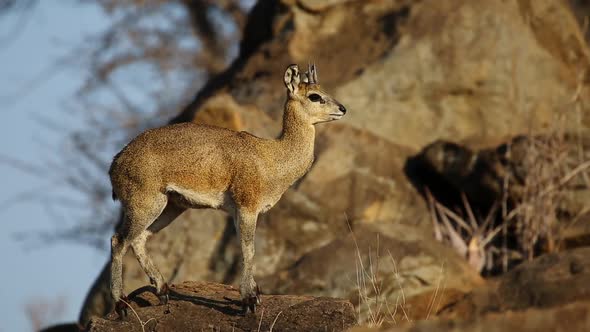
[[78, 0, 590, 330]]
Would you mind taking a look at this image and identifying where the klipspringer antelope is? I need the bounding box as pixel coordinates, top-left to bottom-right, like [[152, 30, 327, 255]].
[[108, 64, 346, 316]]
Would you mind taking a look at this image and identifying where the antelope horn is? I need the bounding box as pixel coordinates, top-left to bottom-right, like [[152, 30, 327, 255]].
[[305, 63, 318, 84], [311, 63, 318, 84]]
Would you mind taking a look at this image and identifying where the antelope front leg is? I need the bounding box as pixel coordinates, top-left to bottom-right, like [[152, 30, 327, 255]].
[[236, 208, 260, 314]]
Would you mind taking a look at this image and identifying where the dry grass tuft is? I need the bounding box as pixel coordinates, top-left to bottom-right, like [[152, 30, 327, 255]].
[[350, 227, 446, 327]]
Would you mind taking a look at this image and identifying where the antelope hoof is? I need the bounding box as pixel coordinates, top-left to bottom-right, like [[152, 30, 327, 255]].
[[242, 296, 257, 315], [157, 283, 169, 305], [242, 285, 261, 315], [115, 296, 129, 319]]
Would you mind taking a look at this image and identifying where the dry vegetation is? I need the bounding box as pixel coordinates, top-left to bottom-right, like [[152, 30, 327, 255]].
[[428, 71, 590, 275], [352, 229, 448, 326]]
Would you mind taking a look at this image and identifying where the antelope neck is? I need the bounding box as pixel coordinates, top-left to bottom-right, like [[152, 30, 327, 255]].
[[274, 100, 316, 178]]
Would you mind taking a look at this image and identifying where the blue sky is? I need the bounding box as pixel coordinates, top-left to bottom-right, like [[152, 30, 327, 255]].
[[0, 2, 112, 330]]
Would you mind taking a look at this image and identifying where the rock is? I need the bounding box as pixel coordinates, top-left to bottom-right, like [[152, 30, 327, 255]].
[[385, 288, 469, 323], [496, 247, 590, 310], [260, 225, 483, 322], [86, 281, 356, 332], [437, 247, 590, 320], [350, 301, 590, 332], [349, 248, 590, 330], [337, 0, 590, 150]]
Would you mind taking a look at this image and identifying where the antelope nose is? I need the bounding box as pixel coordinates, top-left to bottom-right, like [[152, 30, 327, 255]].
[[339, 104, 347, 114]]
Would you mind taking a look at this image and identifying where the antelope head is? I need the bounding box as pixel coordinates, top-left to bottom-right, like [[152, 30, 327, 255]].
[[283, 63, 347, 124]]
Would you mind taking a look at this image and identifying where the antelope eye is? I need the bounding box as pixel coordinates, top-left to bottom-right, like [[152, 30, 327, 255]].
[[308, 93, 323, 102]]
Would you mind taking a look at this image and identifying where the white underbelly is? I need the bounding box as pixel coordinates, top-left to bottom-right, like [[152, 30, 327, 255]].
[[166, 184, 225, 209]]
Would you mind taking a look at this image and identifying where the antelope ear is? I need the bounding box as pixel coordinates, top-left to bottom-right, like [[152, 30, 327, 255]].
[[284, 64, 300, 94]]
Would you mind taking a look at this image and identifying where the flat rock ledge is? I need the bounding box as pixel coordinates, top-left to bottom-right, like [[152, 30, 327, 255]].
[[87, 281, 357, 332]]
